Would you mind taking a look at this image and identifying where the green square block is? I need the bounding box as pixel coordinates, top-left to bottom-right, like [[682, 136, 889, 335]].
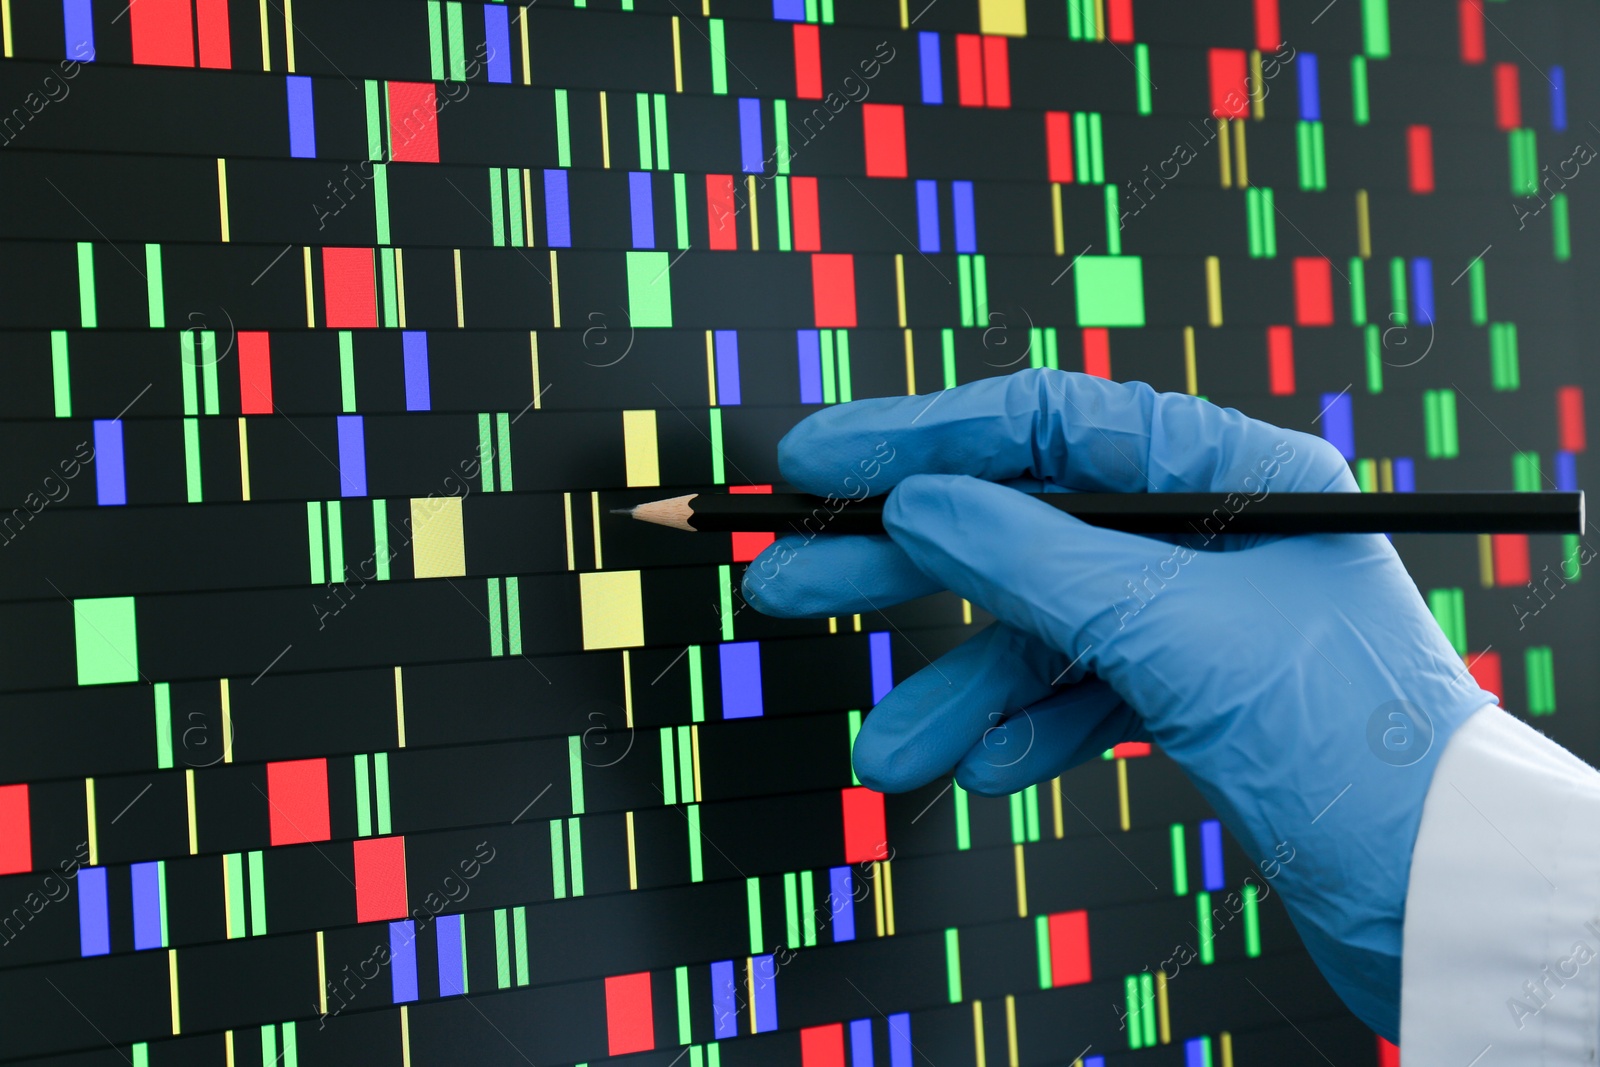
[[1074, 256, 1145, 327], [74, 596, 138, 685], [626, 251, 674, 328]]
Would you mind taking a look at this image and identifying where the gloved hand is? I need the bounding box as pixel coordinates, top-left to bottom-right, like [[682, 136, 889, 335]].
[[741, 369, 1498, 1042]]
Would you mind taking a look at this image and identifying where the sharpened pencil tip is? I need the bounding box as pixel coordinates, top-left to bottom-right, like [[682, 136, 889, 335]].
[[609, 507, 636, 516]]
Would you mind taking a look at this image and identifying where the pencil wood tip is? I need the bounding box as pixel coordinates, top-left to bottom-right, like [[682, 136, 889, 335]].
[[627, 494, 699, 532]]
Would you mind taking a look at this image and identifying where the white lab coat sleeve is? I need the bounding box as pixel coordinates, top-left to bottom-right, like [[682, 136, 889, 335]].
[[1400, 703, 1600, 1063]]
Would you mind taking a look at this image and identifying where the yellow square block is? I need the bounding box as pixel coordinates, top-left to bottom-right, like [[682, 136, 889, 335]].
[[979, 0, 1027, 36], [580, 570, 645, 650], [410, 496, 466, 578]]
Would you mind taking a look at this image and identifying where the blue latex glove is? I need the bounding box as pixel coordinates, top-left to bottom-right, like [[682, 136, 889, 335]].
[[742, 369, 1498, 1042]]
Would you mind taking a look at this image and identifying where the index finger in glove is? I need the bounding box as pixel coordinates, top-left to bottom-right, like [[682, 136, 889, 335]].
[[777, 368, 1354, 499]]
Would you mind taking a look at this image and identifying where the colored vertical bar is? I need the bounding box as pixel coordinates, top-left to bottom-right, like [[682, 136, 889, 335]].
[[711, 960, 738, 1038], [1134, 44, 1152, 114], [77, 242, 96, 328], [552, 90, 572, 167], [493, 910, 511, 988], [79, 866, 110, 955], [63, 0, 95, 60], [709, 18, 728, 94], [793, 23, 821, 99], [746, 877, 765, 953], [389, 921, 418, 1002], [829, 866, 855, 942], [1494, 62, 1522, 130], [944, 928, 962, 1002], [544, 169, 571, 247], [437, 914, 466, 996], [1320, 391, 1355, 460], [287, 76, 316, 158], [868, 631, 893, 703], [738, 97, 763, 174], [1169, 824, 1189, 896], [237, 331, 273, 413], [1362, 0, 1390, 58], [1551, 65, 1567, 132], [426, 3, 445, 81], [513, 906, 529, 985], [1243, 884, 1261, 956], [1407, 125, 1434, 193], [706, 174, 737, 250], [798, 329, 822, 403], [132, 860, 165, 949], [1298, 52, 1321, 120], [245, 851, 265, 936], [401, 332, 430, 411], [752, 955, 779, 1032], [93, 420, 126, 506], [954, 34, 983, 107], [337, 416, 367, 497], [714, 330, 741, 404], [786, 175, 819, 252], [1200, 819, 1224, 890], [1459, 0, 1485, 63], [1108, 0, 1134, 42], [720, 642, 763, 719], [51, 331, 71, 417], [629, 171, 656, 249], [1045, 112, 1074, 183], [952, 181, 976, 253], [981, 36, 1010, 108], [1351, 56, 1370, 124], [484, 5, 510, 83], [919, 31, 942, 105], [654, 93, 671, 169], [1266, 326, 1294, 395]]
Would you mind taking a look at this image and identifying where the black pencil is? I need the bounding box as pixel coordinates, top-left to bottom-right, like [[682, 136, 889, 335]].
[[616, 490, 1585, 536]]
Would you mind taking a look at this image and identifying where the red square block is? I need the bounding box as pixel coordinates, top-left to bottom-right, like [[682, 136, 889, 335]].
[[811, 254, 857, 328], [861, 104, 907, 178], [266, 758, 330, 845], [841, 786, 887, 864], [1208, 49, 1249, 119], [354, 836, 409, 922], [388, 82, 440, 163], [800, 1023, 846, 1067], [1049, 910, 1092, 986], [322, 248, 377, 328], [130, 0, 194, 67], [605, 972, 655, 1055]]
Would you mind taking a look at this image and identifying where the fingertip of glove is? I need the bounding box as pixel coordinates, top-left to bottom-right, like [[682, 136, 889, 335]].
[[850, 744, 923, 795]]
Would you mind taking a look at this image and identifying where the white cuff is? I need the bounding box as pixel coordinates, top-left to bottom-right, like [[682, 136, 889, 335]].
[[1401, 704, 1600, 1064]]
